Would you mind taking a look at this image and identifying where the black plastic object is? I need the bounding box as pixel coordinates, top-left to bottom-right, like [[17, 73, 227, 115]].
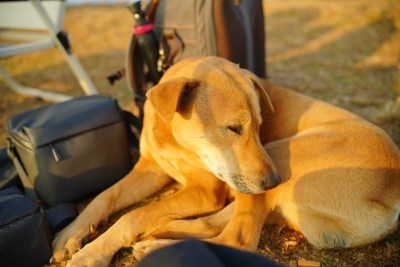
[[127, 0, 161, 85], [137, 238, 282, 267]]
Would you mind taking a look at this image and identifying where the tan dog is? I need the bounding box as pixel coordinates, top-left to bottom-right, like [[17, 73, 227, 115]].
[[53, 57, 400, 266]]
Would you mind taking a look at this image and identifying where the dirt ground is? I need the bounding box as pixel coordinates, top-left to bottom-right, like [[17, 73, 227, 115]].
[[1, 0, 399, 266]]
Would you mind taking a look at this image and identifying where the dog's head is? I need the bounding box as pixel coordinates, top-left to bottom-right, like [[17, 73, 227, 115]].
[[146, 57, 280, 194]]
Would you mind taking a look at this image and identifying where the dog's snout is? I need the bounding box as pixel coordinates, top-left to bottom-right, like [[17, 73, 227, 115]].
[[262, 173, 281, 190]]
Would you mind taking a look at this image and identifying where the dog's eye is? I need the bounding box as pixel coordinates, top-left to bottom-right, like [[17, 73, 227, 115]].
[[227, 125, 242, 135]]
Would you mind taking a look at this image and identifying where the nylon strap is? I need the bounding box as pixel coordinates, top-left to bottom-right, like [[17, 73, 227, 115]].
[[7, 138, 38, 203]]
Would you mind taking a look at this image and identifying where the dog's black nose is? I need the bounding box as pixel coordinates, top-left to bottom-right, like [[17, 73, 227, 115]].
[[262, 173, 281, 190]]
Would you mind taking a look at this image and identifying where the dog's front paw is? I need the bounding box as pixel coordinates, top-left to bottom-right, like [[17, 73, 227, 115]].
[[66, 242, 111, 267], [132, 239, 178, 260], [52, 221, 92, 262]]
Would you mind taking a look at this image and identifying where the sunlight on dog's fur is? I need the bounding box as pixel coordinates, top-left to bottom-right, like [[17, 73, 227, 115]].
[[52, 57, 400, 267]]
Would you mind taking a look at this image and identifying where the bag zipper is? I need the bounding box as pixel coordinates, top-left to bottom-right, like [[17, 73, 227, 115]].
[[50, 143, 62, 162]]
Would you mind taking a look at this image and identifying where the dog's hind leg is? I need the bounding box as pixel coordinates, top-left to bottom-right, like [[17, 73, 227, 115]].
[[130, 201, 235, 259], [150, 201, 234, 240], [290, 200, 400, 249], [262, 120, 400, 249], [132, 198, 263, 259], [148, 191, 268, 252], [205, 192, 268, 251], [52, 156, 172, 262]]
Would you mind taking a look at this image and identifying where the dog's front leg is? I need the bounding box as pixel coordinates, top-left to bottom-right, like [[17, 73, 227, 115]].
[[208, 192, 267, 251], [66, 176, 228, 267], [52, 156, 172, 262]]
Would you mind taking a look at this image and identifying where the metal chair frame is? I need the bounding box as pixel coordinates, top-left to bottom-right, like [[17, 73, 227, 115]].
[[0, 0, 98, 102]]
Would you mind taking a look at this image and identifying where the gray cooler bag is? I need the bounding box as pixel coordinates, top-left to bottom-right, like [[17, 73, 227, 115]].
[[7, 95, 133, 206]]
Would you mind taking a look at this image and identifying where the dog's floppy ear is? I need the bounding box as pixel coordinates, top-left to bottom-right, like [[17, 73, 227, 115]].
[[146, 78, 201, 123], [244, 70, 274, 114]]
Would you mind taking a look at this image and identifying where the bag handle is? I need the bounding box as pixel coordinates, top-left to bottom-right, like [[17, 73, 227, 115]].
[[7, 138, 38, 202]]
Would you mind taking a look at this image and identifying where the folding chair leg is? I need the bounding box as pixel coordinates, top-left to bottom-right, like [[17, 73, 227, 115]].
[[0, 63, 73, 102], [59, 53, 98, 96], [30, 0, 98, 96]]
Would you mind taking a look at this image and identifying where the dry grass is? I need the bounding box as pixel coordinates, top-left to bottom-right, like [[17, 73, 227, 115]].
[[1, 0, 399, 266]]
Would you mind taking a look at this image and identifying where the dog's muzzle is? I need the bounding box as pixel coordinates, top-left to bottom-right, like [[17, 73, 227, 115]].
[[262, 173, 281, 191], [216, 171, 280, 194]]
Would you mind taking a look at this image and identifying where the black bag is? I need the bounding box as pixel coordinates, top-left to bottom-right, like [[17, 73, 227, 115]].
[[6, 95, 134, 206], [136, 239, 282, 267], [0, 186, 52, 267]]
